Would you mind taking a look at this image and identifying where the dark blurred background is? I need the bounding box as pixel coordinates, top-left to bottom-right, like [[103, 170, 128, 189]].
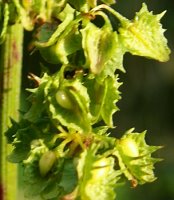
[[112, 0, 174, 199], [22, 0, 174, 199]]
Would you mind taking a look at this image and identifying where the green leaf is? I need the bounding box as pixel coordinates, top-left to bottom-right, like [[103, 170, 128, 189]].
[[119, 3, 171, 62], [7, 145, 29, 163], [6, 128, 33, 163], [56, 29, 82, 61], [5, 119, 38, 162], [84, 78, 105, 121], [81, 23, 109, 74], [98, 33, 125, 81], [81, 22, 125, 76], [85, 76, 121, 126], [81, 22, 104, 74], [24, 87, 45, 122], [5, 116, 57, 163], [24, 74, 50, 122], [41, 181, 62, 200], [59, 159, 78, 194], [5, 118, 19, 143], [101, 76, 121, 127]]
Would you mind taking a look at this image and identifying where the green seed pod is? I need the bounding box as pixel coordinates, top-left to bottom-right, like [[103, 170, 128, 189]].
[[119, 138, 139, 157], [55, 89, 75, 110], [39, 151, 57, 177], [92, 158, 111, 180]]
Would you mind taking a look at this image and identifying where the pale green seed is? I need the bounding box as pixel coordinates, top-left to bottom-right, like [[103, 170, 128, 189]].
[[39, 151, 57, 177], [56, 90, 74, 110]]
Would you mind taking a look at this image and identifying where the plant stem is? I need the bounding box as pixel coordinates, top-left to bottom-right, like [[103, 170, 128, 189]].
[[91, 4, 129, 26], [0, 23, 23, 200]]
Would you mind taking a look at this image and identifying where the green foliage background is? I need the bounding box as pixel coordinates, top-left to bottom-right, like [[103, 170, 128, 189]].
[[19, 0, 174, 199]]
